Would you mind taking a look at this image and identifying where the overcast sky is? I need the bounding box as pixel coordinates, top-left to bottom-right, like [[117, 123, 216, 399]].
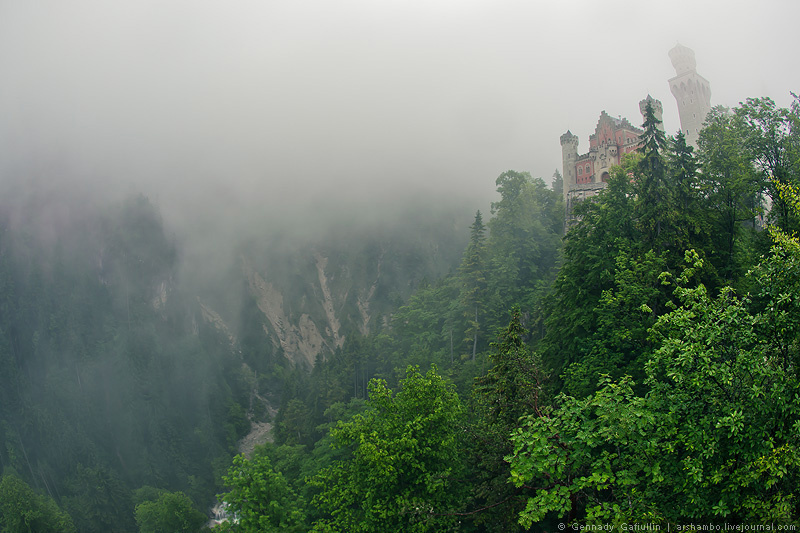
[[1, 0, 798, 230]]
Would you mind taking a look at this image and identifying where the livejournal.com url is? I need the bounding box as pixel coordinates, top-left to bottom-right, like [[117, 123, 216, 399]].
[[558, 523, 797, 532]]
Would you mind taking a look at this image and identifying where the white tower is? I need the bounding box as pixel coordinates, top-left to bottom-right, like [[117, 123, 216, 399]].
[[668, 43, 711, 147], [560, 130, 579, 207]]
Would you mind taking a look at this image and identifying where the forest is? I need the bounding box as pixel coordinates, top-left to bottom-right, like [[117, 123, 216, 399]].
[[1, 95, 799, 531]]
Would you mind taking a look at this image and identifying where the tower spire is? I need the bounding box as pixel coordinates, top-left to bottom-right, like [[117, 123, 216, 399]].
[[668, 44, 711, 147]]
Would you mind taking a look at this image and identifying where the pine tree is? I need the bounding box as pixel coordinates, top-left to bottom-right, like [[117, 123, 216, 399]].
[[636, 99, 670, 249], [667, 130, 709, 258], [467, 308, 547, 531], [552, 169, 563, 196], [460, 211, 487, 361]]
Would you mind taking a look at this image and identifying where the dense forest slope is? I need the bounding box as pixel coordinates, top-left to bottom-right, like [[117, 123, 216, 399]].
[[0, 194, 248, 532], [0, 185, 475, 531]]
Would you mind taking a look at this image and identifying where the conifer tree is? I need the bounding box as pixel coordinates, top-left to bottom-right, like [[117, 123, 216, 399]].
[[636, 99, 670, 249], [666, 130, 710, 261], [552, 169, 563, 197], [541, 163, 638, 386], [467, 308, 547, 531], [460, 211, 487, 361], [670, 131, 697, 204]]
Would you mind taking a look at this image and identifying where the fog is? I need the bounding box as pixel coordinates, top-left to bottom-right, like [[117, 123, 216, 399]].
[[1, 0, 798, 252]]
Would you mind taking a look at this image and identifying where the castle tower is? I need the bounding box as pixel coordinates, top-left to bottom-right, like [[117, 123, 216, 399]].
[[668, 43, 711, 147], [639, 94, 664, 132], [560, 130, 579, 206]]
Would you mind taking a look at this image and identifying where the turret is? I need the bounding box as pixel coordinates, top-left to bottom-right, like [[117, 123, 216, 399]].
[[560, 130, 579, 205], [639, 94, 664, 132]]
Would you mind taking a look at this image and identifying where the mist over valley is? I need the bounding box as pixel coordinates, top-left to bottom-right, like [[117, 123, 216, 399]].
[[1, 1, 799, 531]]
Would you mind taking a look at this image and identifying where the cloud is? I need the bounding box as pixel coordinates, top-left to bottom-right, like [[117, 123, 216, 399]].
[[1, 0, 797, 231]]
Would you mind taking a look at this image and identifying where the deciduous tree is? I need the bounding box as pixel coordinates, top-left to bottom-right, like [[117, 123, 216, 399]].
[[134, 490, 207, 533], [0, 473, 76, 533], [310, 365, 466, 532], [217, 454, 306, 533]]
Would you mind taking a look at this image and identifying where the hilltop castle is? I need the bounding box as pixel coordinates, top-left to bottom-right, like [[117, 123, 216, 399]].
[[561, 44, 710, 214]]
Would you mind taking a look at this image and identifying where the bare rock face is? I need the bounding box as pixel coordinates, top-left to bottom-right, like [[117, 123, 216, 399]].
[[242, 258, 325, 368], [314, 252, 344, 350], [197, 299, 236, 345], [194, 250, 383, 369], [237, 422, 273, 458], [152, 280, 169, 310], [195, 206, 470, 369]]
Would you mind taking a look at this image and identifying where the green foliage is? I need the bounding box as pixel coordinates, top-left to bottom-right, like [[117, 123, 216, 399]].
[[698, 105, 765, 282], [62, 464, 133, 533], [734, 96, 800, 232], [560, 248, 665, 397], [254, 95, 800, 529], [270, 169, 565, 464], [543, 98, 791, 395], [391, 276, 462, 366], [552, 169, 564, 197], [310, 365, 466, 532], [508, 96, 800, 528], [666, 129, 715, 263], [488, 171, 563, 318], [134, 490, 208, 533], [542, 161, 640, 390], [275, 398, 313, 446], [508, 376, 654, 527], [218, 454, 306, 533], [0, 472, 77, 533], [7, 91, 797, 531], [460, 211, 488, 361], [467, 308, 548, 531], [508, 243, 800, 525], [474, 308, 547, 428], [636, 99, 671, 249], [751, 180, 800, 376]]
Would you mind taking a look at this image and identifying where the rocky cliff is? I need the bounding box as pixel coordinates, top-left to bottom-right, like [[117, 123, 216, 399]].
[[196, 205, 471, 369]]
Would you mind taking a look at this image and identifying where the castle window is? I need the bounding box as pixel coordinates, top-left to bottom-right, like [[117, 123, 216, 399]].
[[585, 165, 590, 173], [578, 167, 582, 175]]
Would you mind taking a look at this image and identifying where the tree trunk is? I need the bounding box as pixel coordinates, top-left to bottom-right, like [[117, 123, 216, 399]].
[[450, 328, 453, 364], [472, 306, 478, 361]]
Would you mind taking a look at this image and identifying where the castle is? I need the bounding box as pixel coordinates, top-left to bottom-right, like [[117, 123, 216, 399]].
[[561, 44, 710, 214]]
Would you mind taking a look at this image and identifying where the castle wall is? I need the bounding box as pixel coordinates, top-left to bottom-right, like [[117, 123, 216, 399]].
[[562, 102, 651, 222]]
